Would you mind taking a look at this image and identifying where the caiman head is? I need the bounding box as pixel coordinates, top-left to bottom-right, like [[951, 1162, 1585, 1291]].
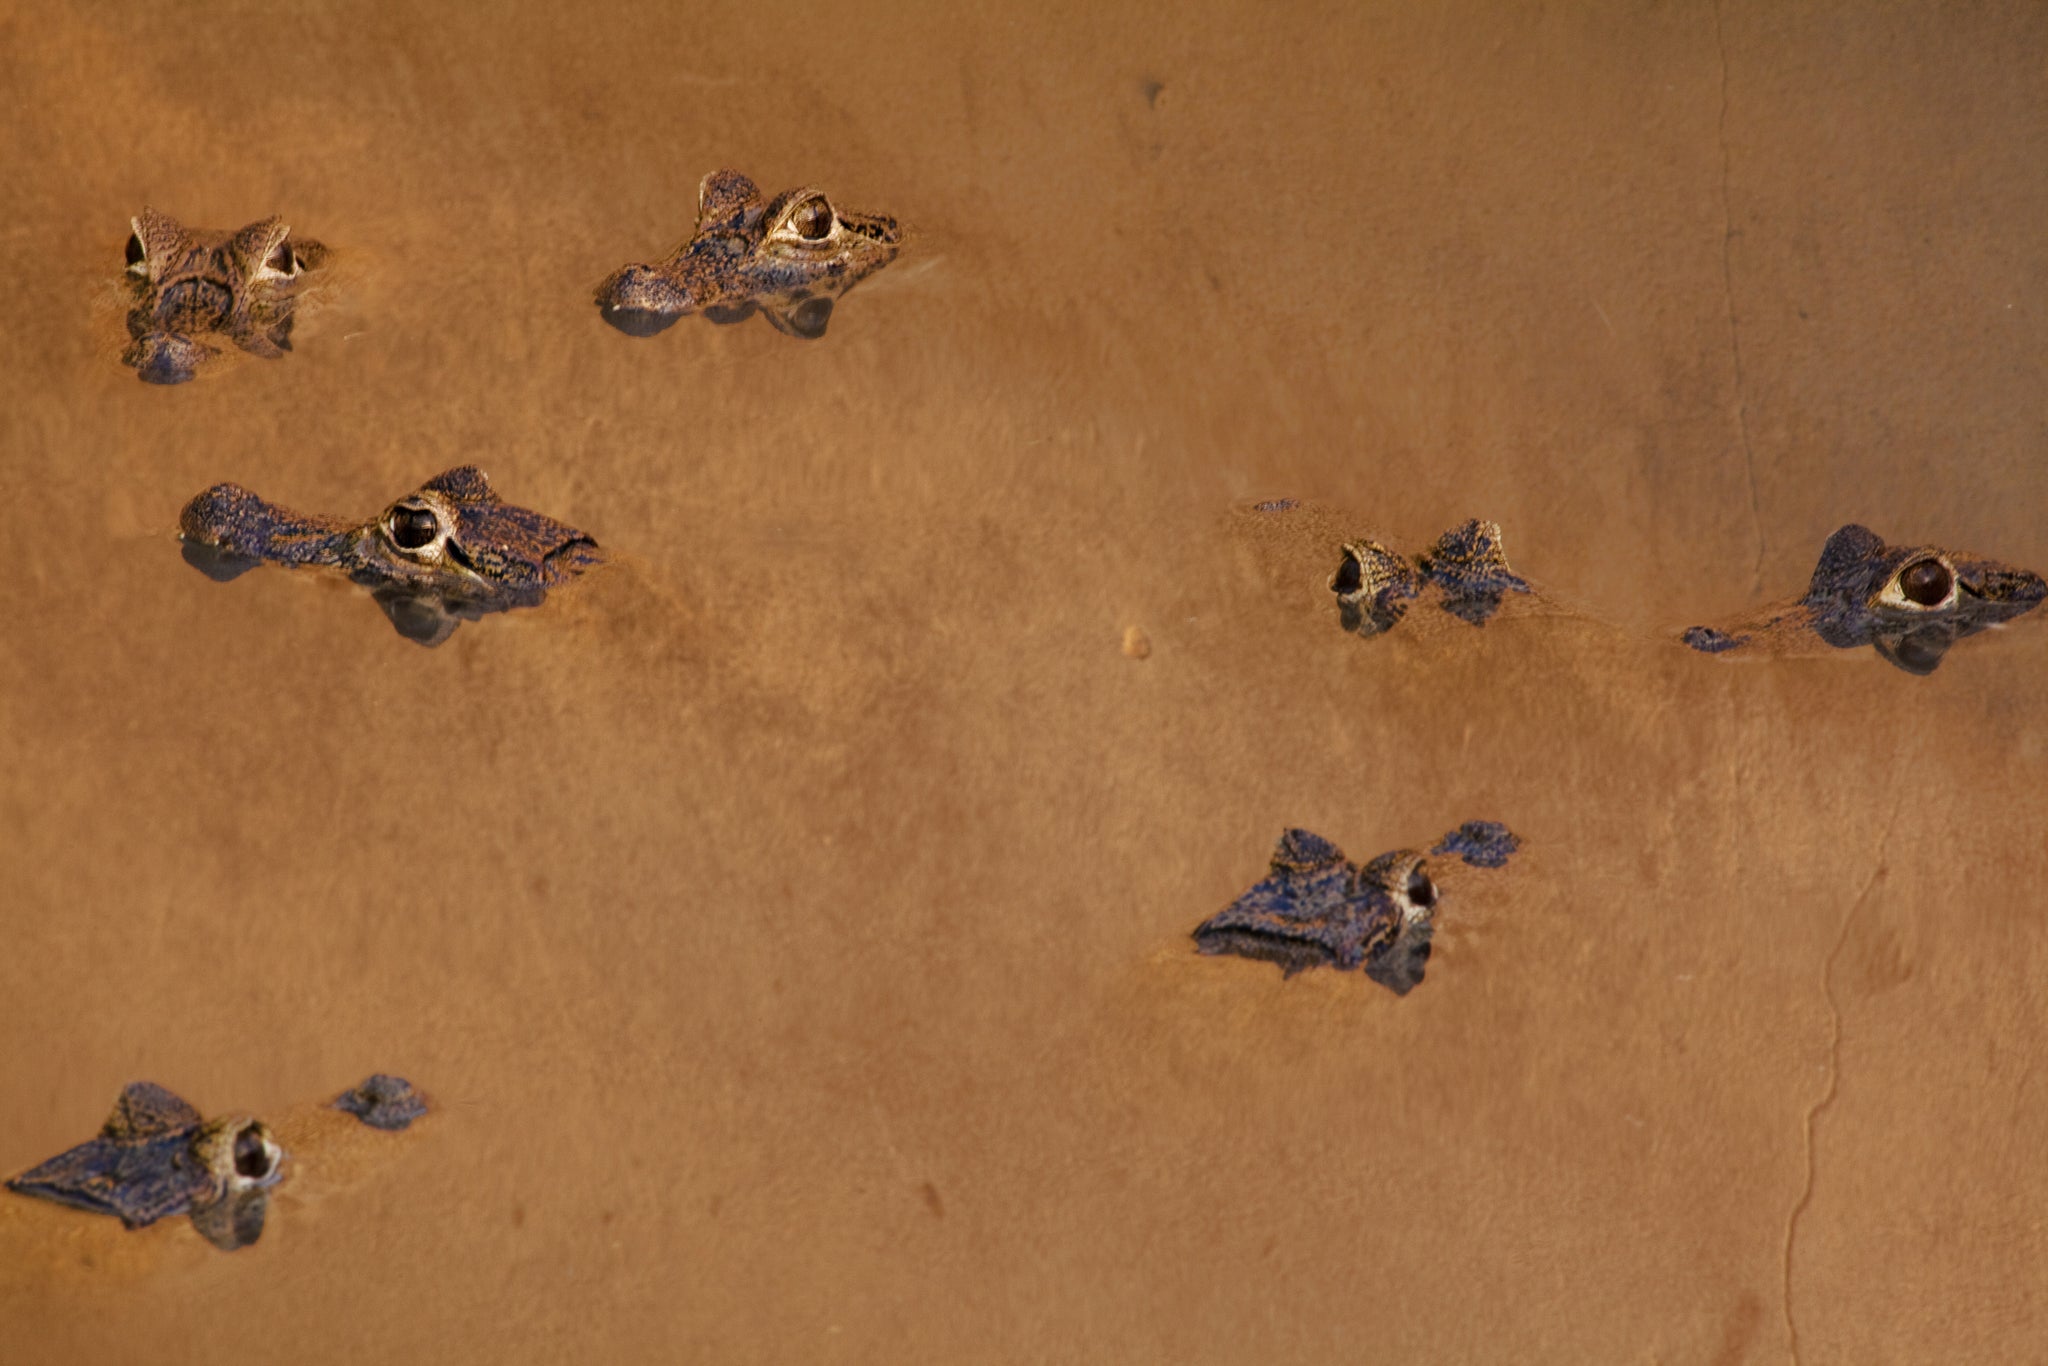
[[178, 468, 602, 645], [121, 207, 326, 384], [1801, 524, 2046, 674], [596, 168, 901, 339]]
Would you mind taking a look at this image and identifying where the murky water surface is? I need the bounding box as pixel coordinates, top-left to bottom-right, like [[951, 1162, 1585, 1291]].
[[4, 2, 2046, 1361]]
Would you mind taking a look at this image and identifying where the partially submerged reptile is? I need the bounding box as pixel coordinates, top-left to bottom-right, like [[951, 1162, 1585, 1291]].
[[1683, 524, 2044, 674], [1193, 822, 1521, 995], [120, 208, 329, 385], [596, 169, 900, 339], [178, 466, 602, 645], [1330, 519, 1533, 636], [5, 1075, 426, 1251]]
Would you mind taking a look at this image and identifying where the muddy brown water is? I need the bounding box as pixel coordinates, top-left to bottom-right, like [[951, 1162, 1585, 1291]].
[[3, 2, 2046, 1361]]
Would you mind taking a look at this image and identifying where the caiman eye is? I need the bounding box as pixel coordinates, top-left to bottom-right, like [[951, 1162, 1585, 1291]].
[[1404, 866, 1437, 909], [390, 506, 441, 550], [232, 1125, 273, 1179], [264, 241, 296, 275], [1897, 558, 1952, 607], [789, 196, 834, 241], [125, 233, 146, 270], [1331, 552, 1363, 596]]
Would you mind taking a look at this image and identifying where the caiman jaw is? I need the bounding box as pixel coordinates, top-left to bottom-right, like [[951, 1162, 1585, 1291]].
[[177, 484, 353, 567]]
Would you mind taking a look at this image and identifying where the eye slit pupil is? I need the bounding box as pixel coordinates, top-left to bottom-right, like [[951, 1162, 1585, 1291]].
[[1405, 867, 1437, 909], [1899, 558, 1952, 606], [125, 233, 145, 268], [391, 507, 440, 550]]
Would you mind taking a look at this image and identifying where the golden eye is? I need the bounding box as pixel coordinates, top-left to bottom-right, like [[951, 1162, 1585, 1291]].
[[1896, 558, 1952, 607], [390, 506, 441, 550], [789, 197, 834, 241], [264, 241, 297, 275]]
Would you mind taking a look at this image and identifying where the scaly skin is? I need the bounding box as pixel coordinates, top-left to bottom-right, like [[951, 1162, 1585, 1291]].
[[1683, 524, 2045, 675], [1192, 823, 1520, 995], [120, 207, 328, 384], [177, 467, 603, 646], [1329, 518, 1532, 636], [596, 169, 901, 340], [8, 1075, 426, 1250], [5, 1082, 286, 1250]]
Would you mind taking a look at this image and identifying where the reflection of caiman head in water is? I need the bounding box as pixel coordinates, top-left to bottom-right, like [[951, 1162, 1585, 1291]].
[[3, 1082, 284, 1251], [1684, 524, 2045, 675], [595, 169, 901, 340], [178, 467, 603, 646], [120, 208, 329, 385]]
